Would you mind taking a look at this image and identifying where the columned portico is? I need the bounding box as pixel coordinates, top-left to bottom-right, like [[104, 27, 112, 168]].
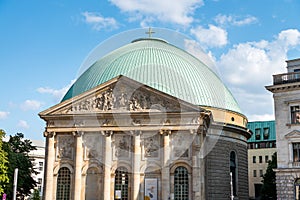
[[39, 74, 250, 200]]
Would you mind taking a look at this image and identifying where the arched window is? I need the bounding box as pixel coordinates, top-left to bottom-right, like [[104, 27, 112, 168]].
[[115, 167, 129, 200], [230, 151, 237, 197], [56, 167, 71, 200], [174, 166, 189, 200], [295, 179, 300, 200], [85, 167, 101, 200]]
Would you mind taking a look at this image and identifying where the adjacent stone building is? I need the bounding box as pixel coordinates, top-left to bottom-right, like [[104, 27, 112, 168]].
[[266, 58, 300, 199], [39, 35, 251, 199], [247, 120, 276, 199], [29, 140, 46, 198]]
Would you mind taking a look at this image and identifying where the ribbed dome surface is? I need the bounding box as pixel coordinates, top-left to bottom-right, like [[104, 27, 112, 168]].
[[62, 38, 241, 113]]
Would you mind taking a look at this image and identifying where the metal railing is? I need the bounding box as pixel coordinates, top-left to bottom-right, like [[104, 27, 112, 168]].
[[273, 72, 300, 85]]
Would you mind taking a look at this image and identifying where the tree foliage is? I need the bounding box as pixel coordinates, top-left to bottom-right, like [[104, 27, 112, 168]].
[[3, 133, 38, 199], [31, 188, 41, 200], [261, 152, 277, 200], [0, 129, 9, 195]]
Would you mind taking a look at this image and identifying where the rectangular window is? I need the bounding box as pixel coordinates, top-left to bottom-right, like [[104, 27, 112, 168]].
[[253, 156, 256, 163], [260, 169, 263, 177], [291, 106, 300, 124], [39, 162, 43, 171], [263, 128, 269, 139], [265, 155, 269, 163], [38, 178, 42, 184], [253, 170, 257, 177], [259, 156, 262, 163], [293, 143, 300, 162], [255, 128, 261, 140]]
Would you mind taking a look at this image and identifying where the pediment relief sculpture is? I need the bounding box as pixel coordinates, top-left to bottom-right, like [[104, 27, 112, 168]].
[[62, 84, 182, 114]]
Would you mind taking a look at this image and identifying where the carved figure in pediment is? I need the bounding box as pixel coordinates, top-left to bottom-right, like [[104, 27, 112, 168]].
[[115, 135, 130, 157], [140, 95, 149, 109], [114, 92, 128, 109], [94, 95, 104, 110], [57, 136, 74, 159], [103, 89, 114, 111], [129, 96, 142, 111]]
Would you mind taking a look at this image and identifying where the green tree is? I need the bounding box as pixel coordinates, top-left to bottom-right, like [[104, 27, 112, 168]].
[[0, 129, 9, 195], [3, 133, 38, 199], [31, 188, 41, 200], [261, 152, 277, 200]]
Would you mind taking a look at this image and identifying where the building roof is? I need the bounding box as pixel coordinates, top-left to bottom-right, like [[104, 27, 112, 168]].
[[62, 38, 241, 113], [247, 120, 276, 142]]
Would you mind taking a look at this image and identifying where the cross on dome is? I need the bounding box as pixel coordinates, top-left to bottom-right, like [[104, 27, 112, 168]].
[[145, 27, 155, 38]]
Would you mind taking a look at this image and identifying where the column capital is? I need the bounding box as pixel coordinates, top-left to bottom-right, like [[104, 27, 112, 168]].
[[101, 130, 113, 137], [160, 129, 171, 136], [73, 131, 84, 137], [43, 131, 55, 138], [130, 130, 142, 136]]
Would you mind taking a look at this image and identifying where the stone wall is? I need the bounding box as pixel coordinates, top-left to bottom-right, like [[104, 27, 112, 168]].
[[276, 170, 300, 200], [205, 136, 248, 200]]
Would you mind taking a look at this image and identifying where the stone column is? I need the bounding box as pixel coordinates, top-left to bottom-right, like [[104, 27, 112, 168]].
[[192, 130, 205, 200], [103, 131, 112, 200], [133, 131, 141, 200], [162, 130, 170, 200], [73, 131, 83, 200], [42, 131, 55, 200]]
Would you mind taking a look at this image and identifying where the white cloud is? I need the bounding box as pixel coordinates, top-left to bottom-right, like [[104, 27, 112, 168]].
[[81, 12, 119, 31], [247, 114, 275, 122], [0, 111, 9, 119], [218, 29, 300, 88], [109, 0, 203, 26], [229, 87, 274, 120], [215, 29, 300, 121], [190, 25, 228, 48], [37, 79, 76, 102], [214, 14, 258, 26], [277, 29, 300, 47], [17, 120, 29, 129], [21, 100, 43, 111]]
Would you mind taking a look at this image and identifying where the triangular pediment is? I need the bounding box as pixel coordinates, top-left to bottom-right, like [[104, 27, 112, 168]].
[[285, 130, 300, 138], [39, 76, 203, 117]]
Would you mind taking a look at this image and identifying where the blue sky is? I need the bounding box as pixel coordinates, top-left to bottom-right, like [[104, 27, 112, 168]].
[[1, 0, 300, 140]]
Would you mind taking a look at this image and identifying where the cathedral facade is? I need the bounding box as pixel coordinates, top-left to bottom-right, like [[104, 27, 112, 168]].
[[40, 36, 251, 200]]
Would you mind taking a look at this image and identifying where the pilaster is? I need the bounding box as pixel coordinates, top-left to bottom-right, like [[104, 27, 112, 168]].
[[43, 131, 55, 200], [73, 131, 83, 200], [133, 131, 141, 200], [161, 130, 171, 200], [103, 131, 112, 200]]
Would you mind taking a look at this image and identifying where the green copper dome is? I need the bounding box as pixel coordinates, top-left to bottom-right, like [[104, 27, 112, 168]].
[[62, 38, 241, 113]]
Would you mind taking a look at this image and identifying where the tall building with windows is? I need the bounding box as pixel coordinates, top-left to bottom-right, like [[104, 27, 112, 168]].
[[29, 140, 45, 198], [247, 121, 276, 200], [266, 58, 300, 199], [39, 32, 251, 200]]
